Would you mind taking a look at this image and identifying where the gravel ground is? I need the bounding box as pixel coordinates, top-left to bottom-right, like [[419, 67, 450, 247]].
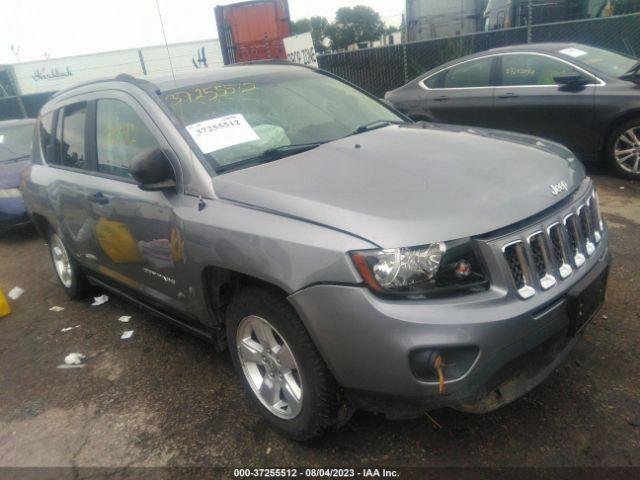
[[0, 171, 638, 472]]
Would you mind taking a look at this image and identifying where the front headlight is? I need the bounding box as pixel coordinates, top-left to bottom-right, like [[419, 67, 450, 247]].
[[0, 188, 22, 199], [350, 239, 488, 297]]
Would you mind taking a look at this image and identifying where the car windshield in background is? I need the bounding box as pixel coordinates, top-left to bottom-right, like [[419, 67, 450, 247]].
[[0, 124, 33, 162], [160, 71, 403, 173], [564, 45, 638, 78]]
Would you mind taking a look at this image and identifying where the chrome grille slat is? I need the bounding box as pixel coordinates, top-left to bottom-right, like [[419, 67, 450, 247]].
[[528, 232, 556, 290], [548, 223, 573, 279], [578, 205, 596, 256], [503, 241, 535, 299], [502, 192, 604, 300], [589, 195, 603, 243], [565, 213, 586, 268]]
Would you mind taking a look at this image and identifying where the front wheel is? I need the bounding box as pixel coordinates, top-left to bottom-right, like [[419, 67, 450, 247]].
[[48, 229, 90, 299], [606, 119, 640, 180], [226, 287, 340, 441]]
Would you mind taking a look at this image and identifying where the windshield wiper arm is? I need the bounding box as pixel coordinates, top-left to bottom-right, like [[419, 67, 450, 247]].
[[349, 119, 405, 136], [215, 142, 324, 174]]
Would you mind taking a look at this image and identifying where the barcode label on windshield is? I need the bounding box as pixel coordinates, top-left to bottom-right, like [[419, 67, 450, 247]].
[[185, 114, 259, 153]]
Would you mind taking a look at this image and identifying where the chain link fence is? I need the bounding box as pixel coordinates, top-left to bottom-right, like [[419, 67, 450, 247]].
[[318, 13, 640, 97]]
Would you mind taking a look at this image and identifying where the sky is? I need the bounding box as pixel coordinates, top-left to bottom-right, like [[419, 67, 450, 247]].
[[0, 0, 404, 64]]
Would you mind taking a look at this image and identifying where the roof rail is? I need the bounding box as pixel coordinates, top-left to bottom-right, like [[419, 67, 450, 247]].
[[51, 74, 160, 99]]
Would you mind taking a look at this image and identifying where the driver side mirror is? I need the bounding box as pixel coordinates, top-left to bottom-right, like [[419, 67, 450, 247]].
[[554, 74, 591, 87], [130, 149, 176, 192]]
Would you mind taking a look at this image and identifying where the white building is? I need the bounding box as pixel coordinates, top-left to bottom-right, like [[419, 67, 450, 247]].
[[1, 38, 222, 120]]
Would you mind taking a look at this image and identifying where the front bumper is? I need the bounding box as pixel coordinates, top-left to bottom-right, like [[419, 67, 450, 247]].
[[288, 181, 609, 417]]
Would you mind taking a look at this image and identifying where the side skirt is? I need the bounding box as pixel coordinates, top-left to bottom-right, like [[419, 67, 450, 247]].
[[87, 275, 215, 343]]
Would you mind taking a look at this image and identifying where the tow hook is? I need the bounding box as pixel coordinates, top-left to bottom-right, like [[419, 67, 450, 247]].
[[422, 351, 448, 395], [433, 354, 447, 395]]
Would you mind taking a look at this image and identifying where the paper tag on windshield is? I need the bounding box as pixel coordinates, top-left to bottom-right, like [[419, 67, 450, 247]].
[[185, 114, 259, 154], [0, 135, 4, 143], [559, 47, 587, 58]]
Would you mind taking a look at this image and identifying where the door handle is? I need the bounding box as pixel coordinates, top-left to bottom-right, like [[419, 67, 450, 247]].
[[433, 95, 450, 102], [497, 92, 519, 99], [89, 192, 109, 205]]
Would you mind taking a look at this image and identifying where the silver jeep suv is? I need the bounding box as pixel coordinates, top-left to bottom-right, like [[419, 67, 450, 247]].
[[23, 64, 610, 440]]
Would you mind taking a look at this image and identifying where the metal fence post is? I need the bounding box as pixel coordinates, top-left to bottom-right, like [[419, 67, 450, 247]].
[[527, 0, 533, 43], [403, 43, 408, 84]]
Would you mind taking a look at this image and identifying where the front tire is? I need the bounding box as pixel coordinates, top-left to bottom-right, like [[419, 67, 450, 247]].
[[48, 229, 90, 299], [606, 118, 640, 180], [226, 287, 340, 441]]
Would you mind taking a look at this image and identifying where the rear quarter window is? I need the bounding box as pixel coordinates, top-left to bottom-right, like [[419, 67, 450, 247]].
[[38, 112, 53, 164], [52, 102, 87, 169]]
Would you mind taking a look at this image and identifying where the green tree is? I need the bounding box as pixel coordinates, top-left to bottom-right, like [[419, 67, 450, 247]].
[[291, 16, 330, 52], [325, 5, 385, 50]]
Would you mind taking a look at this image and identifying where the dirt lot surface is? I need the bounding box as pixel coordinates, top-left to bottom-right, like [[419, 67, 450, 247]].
[[0, 171, 639, 472]]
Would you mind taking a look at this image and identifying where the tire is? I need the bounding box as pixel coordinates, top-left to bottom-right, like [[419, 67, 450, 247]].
[[226, 287, 340, 441], [47, 228, 90, 299], [606, 118, 640, 180]]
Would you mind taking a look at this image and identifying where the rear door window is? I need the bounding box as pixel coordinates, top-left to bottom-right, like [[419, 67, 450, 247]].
[[96, 99, 160, 179], [442, 57, 495, 88], [54, 102, 87, 169]]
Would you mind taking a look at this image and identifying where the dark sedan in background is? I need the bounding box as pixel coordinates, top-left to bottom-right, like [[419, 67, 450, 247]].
[[385, 43, 640, 179], [0, 119, 35, 233]]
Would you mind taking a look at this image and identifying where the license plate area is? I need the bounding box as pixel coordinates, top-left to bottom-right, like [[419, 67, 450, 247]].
[[566, 262, 609, 337]]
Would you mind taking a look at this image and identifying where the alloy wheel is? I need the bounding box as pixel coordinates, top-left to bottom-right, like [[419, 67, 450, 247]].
[[614, 126, 640, 174], [236, 315, 303, 419], [50, 233, 73, 288]]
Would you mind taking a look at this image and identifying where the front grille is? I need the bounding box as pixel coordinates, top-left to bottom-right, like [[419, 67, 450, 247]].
[[502, 191, 603, 299]]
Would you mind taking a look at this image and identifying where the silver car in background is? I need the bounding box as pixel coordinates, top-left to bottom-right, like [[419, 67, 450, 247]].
[[22, 64, 610, 440]]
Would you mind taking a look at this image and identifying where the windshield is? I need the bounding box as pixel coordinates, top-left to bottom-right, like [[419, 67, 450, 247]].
[[0, 123, 34, 162], [161, 70, 403, 173], [562, 45, 638, 78]]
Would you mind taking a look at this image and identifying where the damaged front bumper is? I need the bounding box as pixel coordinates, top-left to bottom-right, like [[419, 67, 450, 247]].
[[288, 246, 610, 418]]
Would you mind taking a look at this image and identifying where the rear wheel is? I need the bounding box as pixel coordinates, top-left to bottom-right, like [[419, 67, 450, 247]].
[[607, 119, 640, 180], [226, 287, 340, 440], [48, 229, 90, 299]]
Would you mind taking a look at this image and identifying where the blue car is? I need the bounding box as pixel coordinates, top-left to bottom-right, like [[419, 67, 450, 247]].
[[0, 119, 36, 232]]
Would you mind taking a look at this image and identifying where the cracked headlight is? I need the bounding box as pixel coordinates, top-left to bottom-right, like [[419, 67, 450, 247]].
[[350, 239, 488, 297]]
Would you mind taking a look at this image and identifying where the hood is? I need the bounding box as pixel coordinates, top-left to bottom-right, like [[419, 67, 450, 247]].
[[213, 123, 584, 247], [0, 158, 30, 189]]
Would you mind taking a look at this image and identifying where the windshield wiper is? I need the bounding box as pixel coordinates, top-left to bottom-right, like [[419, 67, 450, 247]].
[[215, 142, 324, 174], [350, 120, 405, 136]]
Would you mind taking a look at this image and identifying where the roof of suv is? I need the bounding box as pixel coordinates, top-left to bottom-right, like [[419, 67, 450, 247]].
[[51, 62, 317, 100]]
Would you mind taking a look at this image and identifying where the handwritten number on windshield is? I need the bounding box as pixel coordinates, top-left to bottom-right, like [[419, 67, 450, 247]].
[[164, 83, 256, 106]]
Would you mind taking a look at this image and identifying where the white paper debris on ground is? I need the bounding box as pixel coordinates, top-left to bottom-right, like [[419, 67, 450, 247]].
[[620, 186, 625, 190], [64, 353, 86, 365], [8, 287, 25, 300], [57, 364, 85, 369], [49, 306, 65, 312], [60, 325, 80, 332], [91, 294, 109, 306], [120, 330, 134, 340], [118, 315, 131, 323]]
